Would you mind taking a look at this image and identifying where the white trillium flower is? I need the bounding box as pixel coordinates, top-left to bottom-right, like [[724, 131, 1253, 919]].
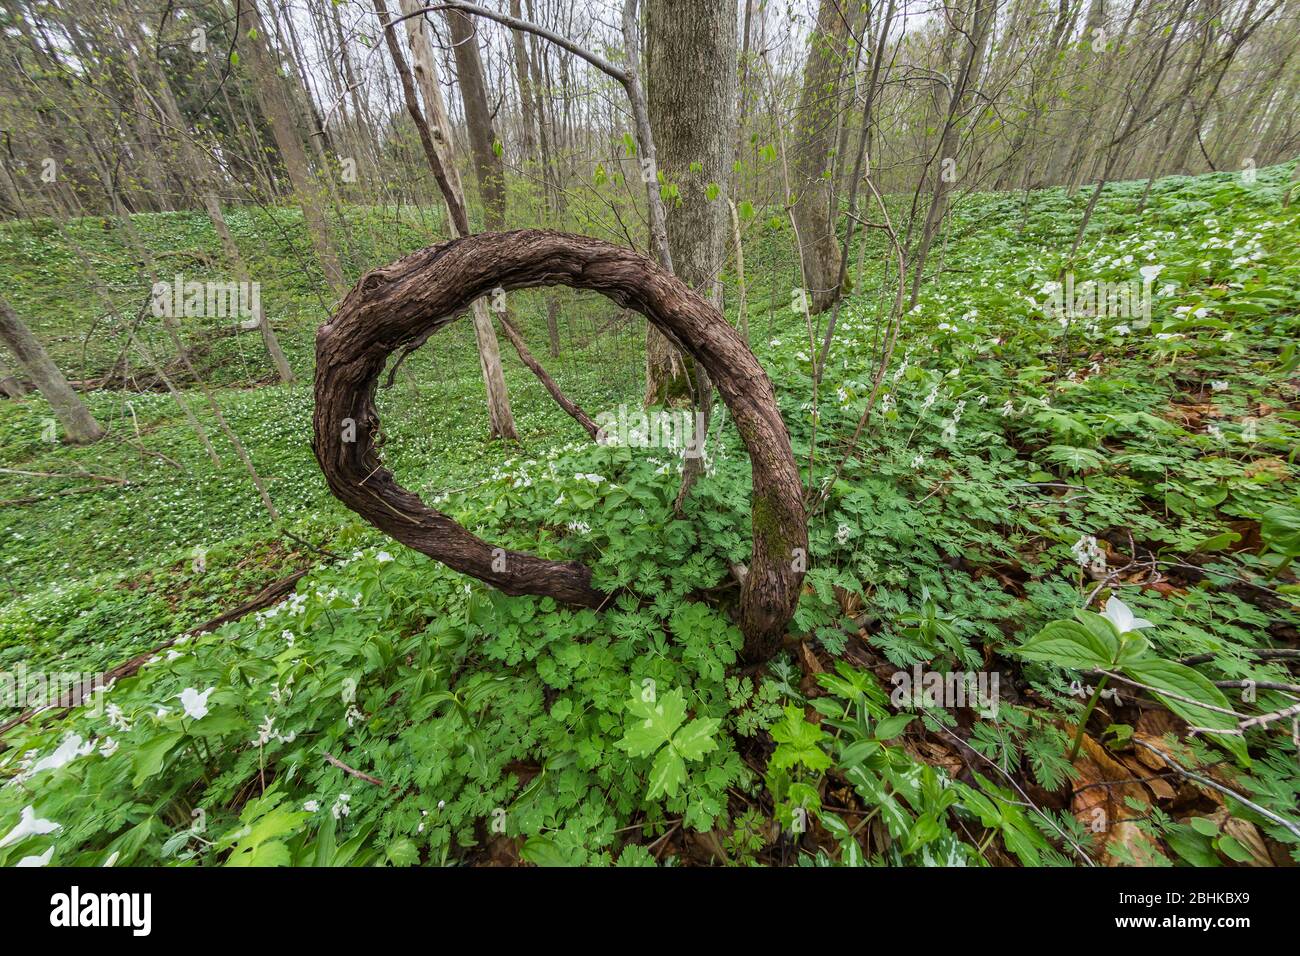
[[178, 687, 214, 722], [1101, 596, 1154, 635], [375, 551, 394, 563], [0, 806, 61, 849], [30, 735, 94, 775], [16, 846, 54, 867], [1138, 264, 1164, 282]]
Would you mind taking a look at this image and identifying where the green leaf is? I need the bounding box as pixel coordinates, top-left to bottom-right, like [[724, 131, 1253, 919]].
[[671, 717, 720, 761], [873, 714, 914, 741], [1217, 834, 1254, 863], [646, 746, 686, 800], [1121, 659, 1248, 763], [386, 837, 420, 867], [131, 731, 184, 787], [520, 836, 574, 867], [618, 686, 687, 757], [1014, 620, 1117, 670], [1261, 505, 1300, 557], [769, 706, 832, 772]]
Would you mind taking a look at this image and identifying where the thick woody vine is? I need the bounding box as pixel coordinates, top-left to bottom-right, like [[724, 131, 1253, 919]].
[[312, 229, 807, 661]]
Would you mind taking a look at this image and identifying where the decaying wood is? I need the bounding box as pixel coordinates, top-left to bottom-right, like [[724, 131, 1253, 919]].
[[313, 229, 807, 660]]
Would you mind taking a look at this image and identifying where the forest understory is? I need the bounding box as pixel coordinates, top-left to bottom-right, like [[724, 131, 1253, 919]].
[[0, 0, 1298, 875]]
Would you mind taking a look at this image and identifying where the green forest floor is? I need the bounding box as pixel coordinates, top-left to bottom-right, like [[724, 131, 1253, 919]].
[[0, 164, 1297, 867]]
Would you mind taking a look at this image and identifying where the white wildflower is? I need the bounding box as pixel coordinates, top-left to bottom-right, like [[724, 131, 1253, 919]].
[[1101, 596, 1154, 635], [0, 806, 61, 849]]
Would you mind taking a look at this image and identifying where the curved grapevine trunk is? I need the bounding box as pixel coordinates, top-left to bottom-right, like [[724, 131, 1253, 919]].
[[313, 230, 806, 660]]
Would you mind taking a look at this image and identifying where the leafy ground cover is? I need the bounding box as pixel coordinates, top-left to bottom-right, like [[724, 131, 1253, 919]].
[[1, 163, 1297, 867]]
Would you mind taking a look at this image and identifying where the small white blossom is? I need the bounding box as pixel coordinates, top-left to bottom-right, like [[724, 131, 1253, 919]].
[[1101, 596, 1153, 635], [331, 794, 351, 820], [178, 687, 213, 722], [1070, 535, 1106, 575], [16, 846, 54, 867], [0, 806, 61, 849]]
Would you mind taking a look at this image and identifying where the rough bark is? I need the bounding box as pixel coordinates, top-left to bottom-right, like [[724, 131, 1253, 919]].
[[645, 0, 737, 502], [313, 230, 806, 660], [0, 351, 29, 398], [445, 8, 509, 230], [508, 0, 540, 166], [791, 0, 851, 313], [0, 296, 104, 444], [645, 0, 736, 311]]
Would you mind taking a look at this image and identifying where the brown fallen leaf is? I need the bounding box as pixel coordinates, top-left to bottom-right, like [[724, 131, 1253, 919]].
[[1116, 751, 1177, 800], [1210, 808, 1273, 867], [1071, 734, 1167, 866]]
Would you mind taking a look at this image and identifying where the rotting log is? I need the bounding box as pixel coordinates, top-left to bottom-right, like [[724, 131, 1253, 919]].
[[312, 229, 807, 660]]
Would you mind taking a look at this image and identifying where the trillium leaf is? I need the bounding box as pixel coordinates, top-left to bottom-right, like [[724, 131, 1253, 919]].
[[1121, 659, 1249, 764], [873, 714, 914, 741], [1014, 620, 1117, 670], [131, 731, 184, 787]]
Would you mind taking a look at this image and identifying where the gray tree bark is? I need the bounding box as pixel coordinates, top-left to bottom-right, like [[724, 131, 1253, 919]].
[[791, 0, 852, 314], [0, 296, 104, 444]]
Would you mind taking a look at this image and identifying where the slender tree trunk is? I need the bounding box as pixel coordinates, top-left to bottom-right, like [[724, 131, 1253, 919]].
[[645, 0, 737, 504], [445, 8, 509, 230], [0, 296, 104, 444], [509, 0, 540, 167], [238, 0, 348, 298], [790, 0, 852, 313], [545, 296, 562, 356], [907, 0, 994, 309], [385, 0, 518, 441]]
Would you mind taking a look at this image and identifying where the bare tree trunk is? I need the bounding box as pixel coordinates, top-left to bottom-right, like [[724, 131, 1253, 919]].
[[445, 8, 509, 230], [907, 0, 994, 309], [645, 0, 737, 504], [378, 0, 518, 442], [790, 0, 851, 314], [238, 0, 348, 299], [545, 296, 562, 356], [0, 296, 104, 444], [509, 0, 540, 167], [134, 38, 296, 385]]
